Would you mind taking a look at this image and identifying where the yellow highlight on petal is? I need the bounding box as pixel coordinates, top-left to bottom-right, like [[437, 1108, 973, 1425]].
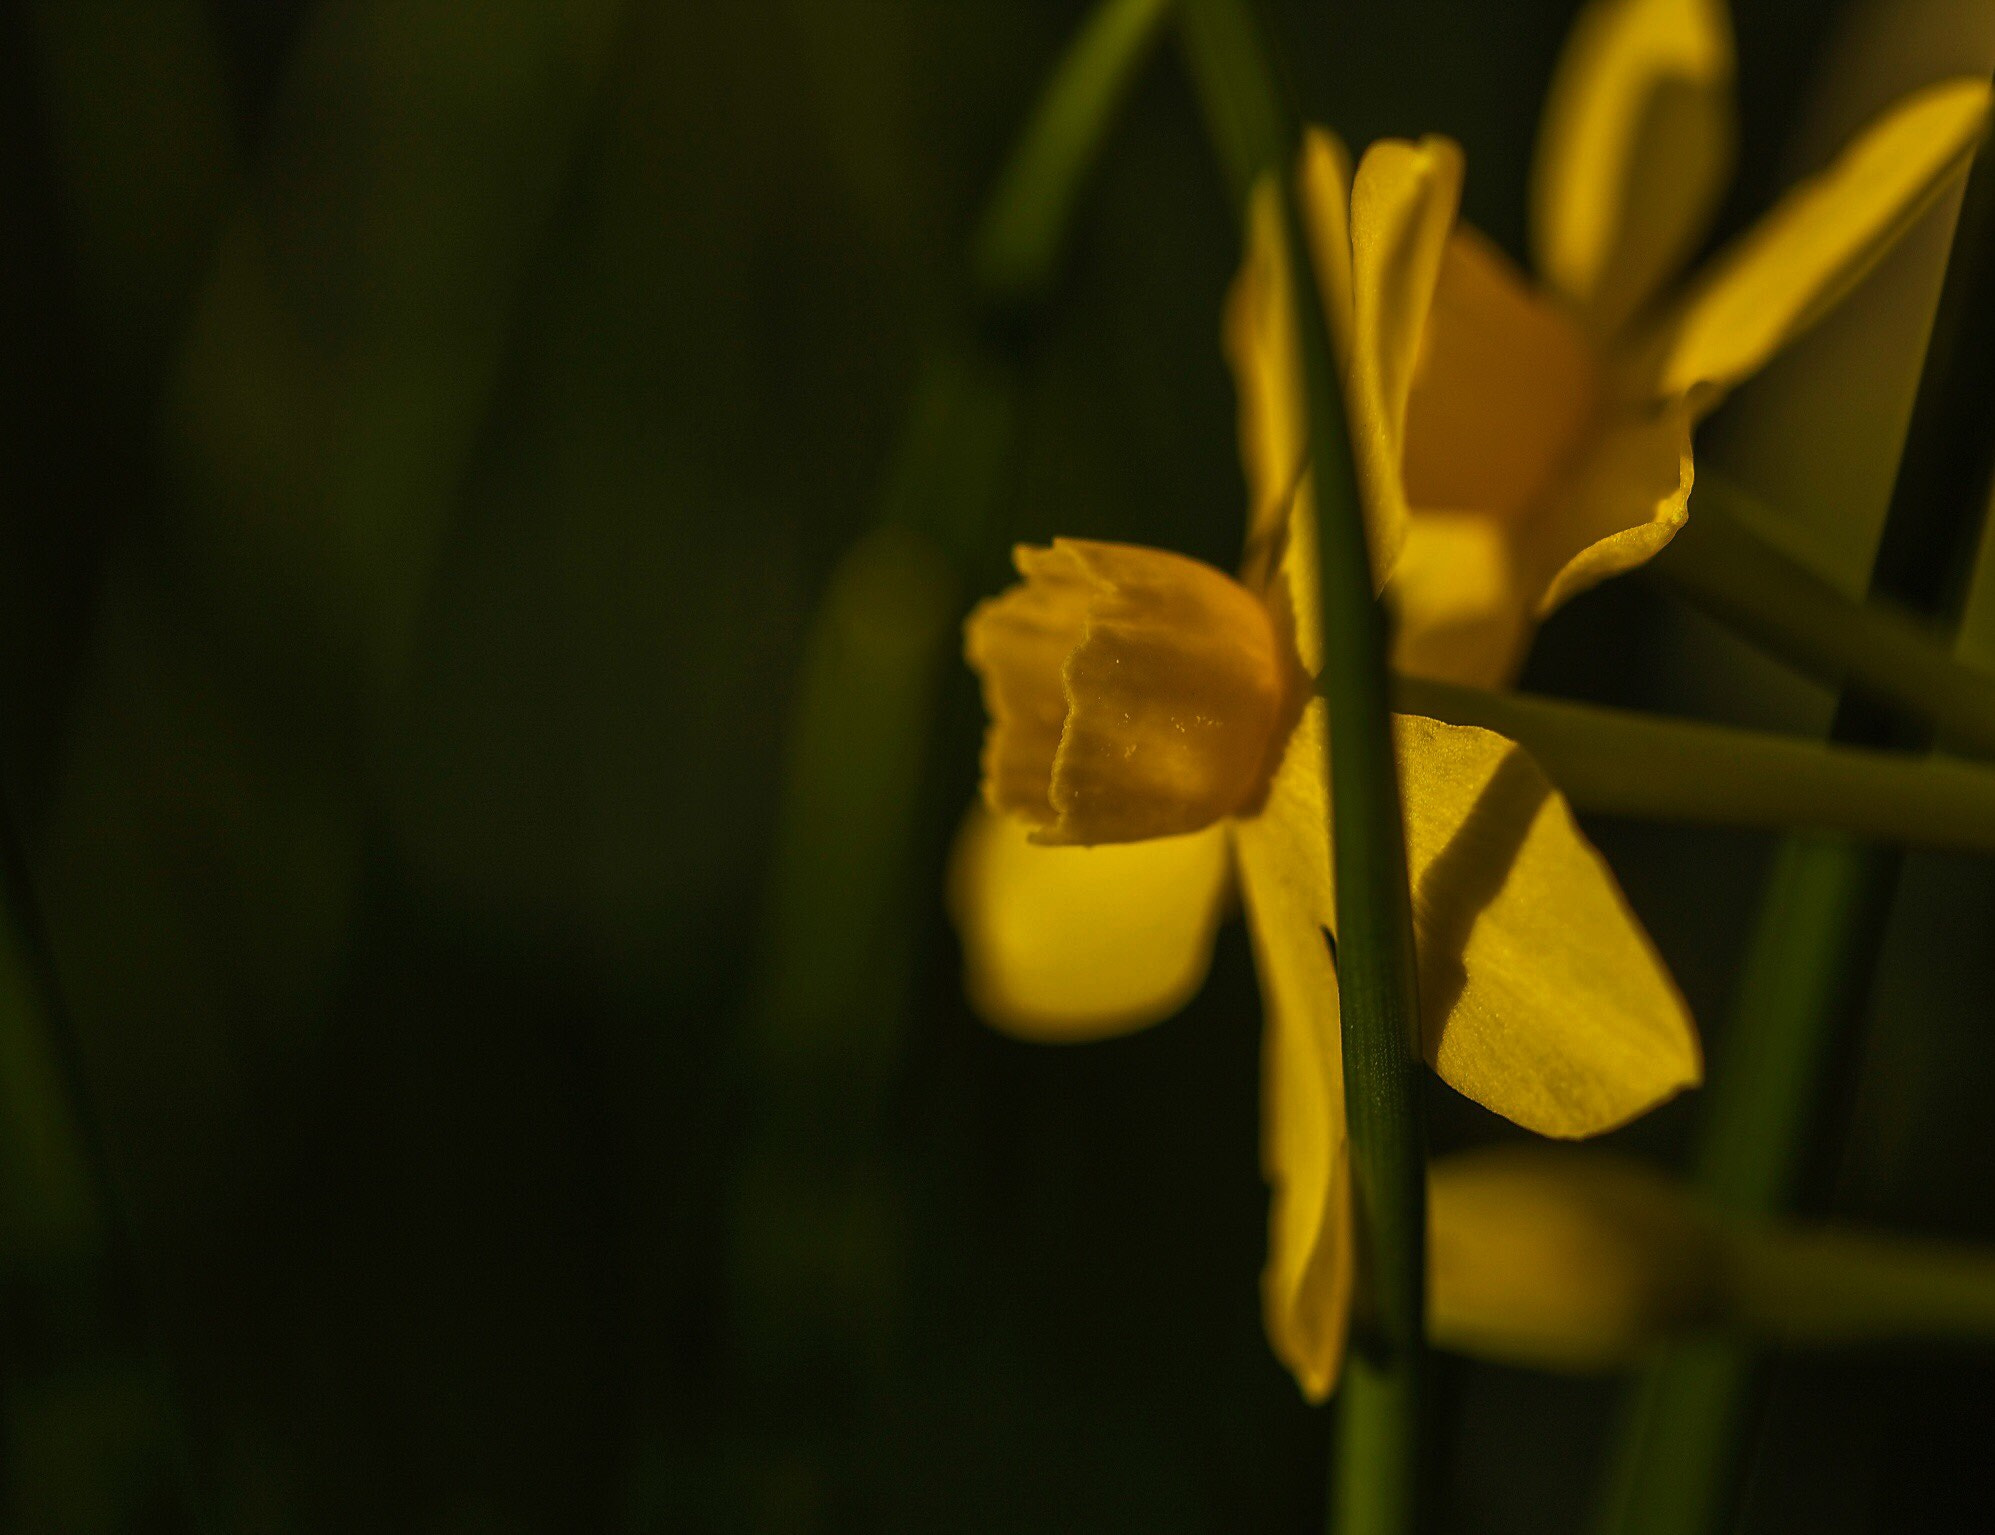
[[1349, 135, 1464, 586], [948, 807, 1230, 1042], [1389, 513, 1532, 690], [1396, 714, 1701, 1137], [1231, 699, 1352, 1401], [1529, 395, 1694, 618], [1646, 76, 1993, 404], [1531, 0, 1736, 335]]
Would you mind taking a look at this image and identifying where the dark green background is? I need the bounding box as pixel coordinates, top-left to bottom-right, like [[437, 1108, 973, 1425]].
[[1, 1, 1991, 1529]]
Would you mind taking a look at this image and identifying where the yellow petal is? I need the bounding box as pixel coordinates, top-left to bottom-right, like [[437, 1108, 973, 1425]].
[[1226, 133, 1355, 595], [1396, 714, 1701, 1137], [1641, 77, 1993, 405], [1401, 226, 1604, 523], [1527, 395, 1694, 618], [1428, 1146, 1720, 1371], [1298, 127, 1356, 368], [1531, 0, 1736, 336], [1226, 178, 1309, 575], [1388, 512, 1535, 690], [1231, 700, 1353, 1401], [947, 805, 1231, 1041], [1349, 136, 1464, 587]]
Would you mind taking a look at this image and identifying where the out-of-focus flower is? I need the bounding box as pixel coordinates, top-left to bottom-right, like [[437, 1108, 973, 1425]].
[[953, 480, 1699, 1400], [1428, 1146, 1995, 1370], [1229, 0, 1992, 687]]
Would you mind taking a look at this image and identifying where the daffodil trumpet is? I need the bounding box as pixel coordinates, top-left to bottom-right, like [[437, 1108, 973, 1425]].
[[1651, 475, 1995, 758], [1395, 674, 1995, 853]]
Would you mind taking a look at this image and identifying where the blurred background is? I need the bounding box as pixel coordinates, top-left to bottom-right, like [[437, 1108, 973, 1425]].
[[2, 0, 1993, 1530]]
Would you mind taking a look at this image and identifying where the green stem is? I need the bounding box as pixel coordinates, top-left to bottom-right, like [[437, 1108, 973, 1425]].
[[0, 796, 215, 1531], [750, 0, 1172, 1147], [24, 0, 237, 368], [1594, 95, 1995, 1535], [1395, 677, 1995, 853], [1733, 1220, 1995, 1345], [735, 0, 1171, 1501], [1174, 4, 1427, 1530], [1296, 161, 1427, 1535], [1653, 475, 1995, 757], [1591, 838, 1896, 1535], [751, 0, 1173, 1128], [972, 0, 1173, 309]]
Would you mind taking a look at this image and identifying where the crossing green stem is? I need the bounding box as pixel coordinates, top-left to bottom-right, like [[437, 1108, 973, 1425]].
[[1653, 476, 1995, 758], [1395, 677, 1995, 853]]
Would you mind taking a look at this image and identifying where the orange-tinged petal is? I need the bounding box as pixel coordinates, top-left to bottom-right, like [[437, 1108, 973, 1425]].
[[1389, 512, 1535, 690], [1349, 136, 1464, 587], [1531, 0, 1736, 337], [947, 806, 1231, 1041], [1400, 226, 1602, 523], [1528, 395, 1694, 619], [1395, 714, 1701, 1137], [1232, 700, 1353, 1401], [964, 542, 1091, 826], [1640, 77, 1992, 405]]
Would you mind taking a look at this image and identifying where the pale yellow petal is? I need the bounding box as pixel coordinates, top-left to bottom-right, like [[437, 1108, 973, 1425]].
[[1226, 133, 1355, 595], [1349, 136, 1464, 587], [1641, 77, 1992, 405], [947, 805, 1230, 1042], [1428, 1146, 1720, 1371], [1531, 0, 1736, 336], [1388, 513, 1535, 690], [1298, 127, 1355, 368], [1396, 714, 1701, 1137], [1232, 700, 1353, 1401], [1225, 178, 1309, 575], [1528, 396, 1694, 618]]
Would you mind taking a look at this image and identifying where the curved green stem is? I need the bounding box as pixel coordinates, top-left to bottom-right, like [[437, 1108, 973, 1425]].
[[1395, 677, 1995, 854], [972, 0, 1173, 308], [738, 0, 1173, 1509], [1654, 475, 1995, 757]]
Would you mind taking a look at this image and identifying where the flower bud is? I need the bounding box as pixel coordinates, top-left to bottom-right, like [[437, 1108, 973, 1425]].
[[965, 540, 1298, 845]]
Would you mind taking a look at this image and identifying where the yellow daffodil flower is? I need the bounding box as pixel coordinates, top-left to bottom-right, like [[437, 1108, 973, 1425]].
[[1427, 1146, 1995, 1371], [1231, 0, 1992, 688], [952, 419, 1700, 1399]]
